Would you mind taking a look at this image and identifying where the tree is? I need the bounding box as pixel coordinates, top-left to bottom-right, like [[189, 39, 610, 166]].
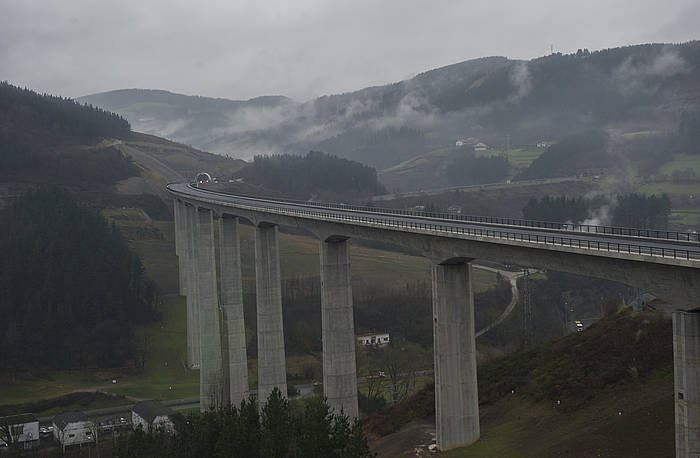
[[119, 392, 374, 457], [0, 188, 158, 371], [379, 341, 417, 403], [261, 388, 294, 457]]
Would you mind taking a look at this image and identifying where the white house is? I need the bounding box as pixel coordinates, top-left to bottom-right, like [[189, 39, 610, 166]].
[[0, 414, 39, 449], [356, 332, 390, 347], [455, 137, 478, 147], [52, 411, 96, 452], [474, 142, 489, 151], [132, 400, 175, 434]]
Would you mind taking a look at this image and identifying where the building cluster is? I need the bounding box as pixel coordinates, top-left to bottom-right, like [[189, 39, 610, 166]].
[[455, 137, 489, 151], [0, 400, 175, 452]]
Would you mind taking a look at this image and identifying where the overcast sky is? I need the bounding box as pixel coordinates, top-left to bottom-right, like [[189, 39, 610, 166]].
[[1, 0, 698, 102]]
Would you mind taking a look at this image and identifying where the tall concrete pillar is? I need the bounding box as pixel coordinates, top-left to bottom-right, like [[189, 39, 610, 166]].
[[674, 310, 700, 457], [255, 223, 287, 404], [196, 207, 225, 410], [432, 260, 479, 450], [321, 237, 358, 419], [185, 204, 200, 368], [174, 199, 187, 296], [219, 215, 249, 406]]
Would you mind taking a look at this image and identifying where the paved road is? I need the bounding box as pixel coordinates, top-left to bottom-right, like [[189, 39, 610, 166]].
[[475, 266, 527, 338], [169, 183, 700, 262], [117, 142, 184, 182]]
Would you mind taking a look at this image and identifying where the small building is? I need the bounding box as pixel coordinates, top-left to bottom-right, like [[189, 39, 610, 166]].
[[356, 332, 390, 347], [0, 414, 39, 449], [536, 140, 552, 148], [455, 137, 478, 147], [52, 411, 96, 452], [447, 205, 463, 215], [474, 142, 489, 151], [132, 400, 175, 434]]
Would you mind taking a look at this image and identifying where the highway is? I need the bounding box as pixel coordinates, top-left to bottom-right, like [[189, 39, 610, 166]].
[[168, 183, 700, 262]]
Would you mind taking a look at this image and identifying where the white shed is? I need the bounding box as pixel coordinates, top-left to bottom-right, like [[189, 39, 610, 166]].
[[356, 332, 391, 347], [52, 411, 96, 452], [132, 400, 175, 434], [0, 413, 39, 449]]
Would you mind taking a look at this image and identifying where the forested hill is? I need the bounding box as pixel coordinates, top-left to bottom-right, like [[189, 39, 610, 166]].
[[223, 151, 386, 200], [1, 81, 130, 141], [0, 188, 158, 373], [0, 82, 138, 187], [80, 41, 700, 172]]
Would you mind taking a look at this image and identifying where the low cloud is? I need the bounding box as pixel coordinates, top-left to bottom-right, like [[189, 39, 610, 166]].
[[508, 62, 532, 101], [613, 48, 688, 95]]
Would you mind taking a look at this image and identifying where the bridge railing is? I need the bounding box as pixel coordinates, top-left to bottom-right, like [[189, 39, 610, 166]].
[[193, 185, 700, 243], [182, 188, 700, 261]]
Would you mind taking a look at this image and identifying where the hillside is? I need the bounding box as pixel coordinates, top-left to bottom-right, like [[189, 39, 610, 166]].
[[80, 42, 700, 179], [0, 82, 249, 214], [0, 189, 158, 375], [367, 309, 674, 457], [76, 89, 298, 159], [221, 151, 386, 200]]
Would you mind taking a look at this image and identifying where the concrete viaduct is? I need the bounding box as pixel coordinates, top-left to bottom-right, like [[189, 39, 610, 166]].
[[167, 182, 700, 454]]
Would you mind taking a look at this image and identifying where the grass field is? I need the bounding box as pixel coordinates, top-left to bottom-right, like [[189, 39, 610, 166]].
[[0, 295, 200, 409], [621, 130, 664, 139], [635, 181, 700, 197], [475, 148, 544, 172], [670, 208, 700, 227], [443, 377, 673, 457], [658, 153, 700, 176], [382, 146, 544, 188]]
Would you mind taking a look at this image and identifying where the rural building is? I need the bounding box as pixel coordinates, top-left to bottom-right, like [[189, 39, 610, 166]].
[[132, 400, 175, 434], [474, 142, 489, 151], [0, 414, 39, 449], [52, 411, 96, 452], [356, 332, 390, 347], [455, 137, 478, 147]]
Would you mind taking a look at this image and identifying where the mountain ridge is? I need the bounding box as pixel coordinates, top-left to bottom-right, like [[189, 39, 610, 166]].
[[78, 42, 700, 176]]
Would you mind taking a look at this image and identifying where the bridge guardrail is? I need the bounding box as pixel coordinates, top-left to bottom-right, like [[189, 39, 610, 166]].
[[173, 186, 700, 262], [194, 185, 700, 243]]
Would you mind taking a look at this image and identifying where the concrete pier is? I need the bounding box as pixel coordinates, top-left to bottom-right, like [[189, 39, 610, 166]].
[[320, 237, 359, 419], [196, 207, 225, 410], [185, 204, 200, 368], [174, 200, 187, 296], [219, 215, 249, 406], [432, 260, 479, 450], [255, 223, 287, 404], [674, 310, 700, 457]]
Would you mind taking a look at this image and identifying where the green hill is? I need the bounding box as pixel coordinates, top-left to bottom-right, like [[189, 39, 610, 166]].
[[367, 309, 674, 457], [80, 42, 700, 180]]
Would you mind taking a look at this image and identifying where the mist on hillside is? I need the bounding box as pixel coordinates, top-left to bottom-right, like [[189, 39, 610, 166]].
[[79, 44, 700, 181]]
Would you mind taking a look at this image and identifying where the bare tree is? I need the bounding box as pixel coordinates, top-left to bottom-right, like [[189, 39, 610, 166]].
[[380, 341, 416, 403]]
